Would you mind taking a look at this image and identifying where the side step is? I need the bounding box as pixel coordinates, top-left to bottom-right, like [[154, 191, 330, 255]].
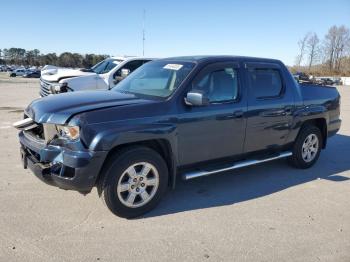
[[182, 151, 292, 180]]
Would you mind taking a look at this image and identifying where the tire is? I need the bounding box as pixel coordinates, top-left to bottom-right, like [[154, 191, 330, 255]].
[[99, 146, 168, 218], [289, 125, 323, 169]]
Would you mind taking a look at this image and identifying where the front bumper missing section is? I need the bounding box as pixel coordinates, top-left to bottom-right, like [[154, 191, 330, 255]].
[[19, 131, 107, 193]]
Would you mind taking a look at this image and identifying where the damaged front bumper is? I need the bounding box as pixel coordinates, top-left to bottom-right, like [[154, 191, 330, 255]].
[[19, 131, 107, 193]]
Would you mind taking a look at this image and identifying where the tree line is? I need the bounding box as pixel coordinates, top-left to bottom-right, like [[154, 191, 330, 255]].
[[0, 48, 109, 68], [292, 25, 350, 76]]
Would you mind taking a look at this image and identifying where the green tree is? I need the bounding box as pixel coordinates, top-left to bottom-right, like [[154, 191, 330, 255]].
[[7, 48, 26, 64], [40, 53, 58, 65], [0, 47, 110, 67]]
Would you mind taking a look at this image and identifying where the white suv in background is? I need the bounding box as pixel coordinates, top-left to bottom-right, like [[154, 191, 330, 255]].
[[39, 57, 153, 96]]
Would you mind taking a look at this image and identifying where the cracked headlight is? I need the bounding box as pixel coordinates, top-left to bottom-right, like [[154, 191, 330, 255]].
[[56, 125, 80, 140]]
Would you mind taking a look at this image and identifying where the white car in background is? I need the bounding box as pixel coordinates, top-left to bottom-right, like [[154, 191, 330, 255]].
[[39, 57, 153, 96], [9, 68, 28, 77]]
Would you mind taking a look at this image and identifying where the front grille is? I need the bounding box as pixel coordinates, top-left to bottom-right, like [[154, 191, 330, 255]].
[[40, 78, 53, 97], [26, 124, 45, 140], [15, 112, 46, 141]]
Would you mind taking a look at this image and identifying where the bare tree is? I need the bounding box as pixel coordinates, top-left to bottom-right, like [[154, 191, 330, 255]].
[[323, 26, 337, 70], [294, 25, 350, 75], [295, 33, 310, 66], [306, 32, 319, 70], [306, 33, 320, 70], [334, 25, 350, 70], [323, 25, 350, 71]]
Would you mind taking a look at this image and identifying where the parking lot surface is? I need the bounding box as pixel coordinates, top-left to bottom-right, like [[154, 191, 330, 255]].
[[0, 73, 349, 262]]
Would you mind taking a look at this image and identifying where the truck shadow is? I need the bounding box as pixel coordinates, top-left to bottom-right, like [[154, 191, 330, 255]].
[[144, 134, 350, 218]]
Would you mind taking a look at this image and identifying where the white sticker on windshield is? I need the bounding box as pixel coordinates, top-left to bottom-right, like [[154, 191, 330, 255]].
[[163, 64, 183, 70], [113, 61, 121, 65]]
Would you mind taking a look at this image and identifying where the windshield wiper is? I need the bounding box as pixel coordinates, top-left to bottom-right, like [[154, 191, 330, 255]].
[[115, 89, 134, 95]]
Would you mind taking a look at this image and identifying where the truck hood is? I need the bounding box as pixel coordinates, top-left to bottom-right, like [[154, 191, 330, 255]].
[[25, 91, 152, 124], [41, 68, 96, 82]]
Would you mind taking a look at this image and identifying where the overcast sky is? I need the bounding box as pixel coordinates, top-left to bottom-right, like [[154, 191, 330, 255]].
[[1, 0, 349, 65]]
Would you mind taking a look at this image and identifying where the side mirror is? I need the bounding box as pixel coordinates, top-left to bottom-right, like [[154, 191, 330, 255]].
[[114, 68, 130, 84], [185, 91, 209, 106], [121, 68, 130, 78]]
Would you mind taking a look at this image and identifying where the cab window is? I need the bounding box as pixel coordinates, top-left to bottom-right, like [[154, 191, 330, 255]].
[[115, 60, 151, 77], [192, 66, 239, 103], [247, 68, 283, 99]]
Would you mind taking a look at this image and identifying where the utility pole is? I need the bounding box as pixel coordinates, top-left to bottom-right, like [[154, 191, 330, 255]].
[[142, 9, 146, 56]]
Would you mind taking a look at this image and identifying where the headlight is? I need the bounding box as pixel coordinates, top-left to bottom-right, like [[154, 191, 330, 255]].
[[51, 82, 68, 93], [56, 125, 80, 140]]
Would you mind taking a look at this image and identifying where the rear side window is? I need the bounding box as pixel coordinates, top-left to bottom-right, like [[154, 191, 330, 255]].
[[248, 68, 282, 99]]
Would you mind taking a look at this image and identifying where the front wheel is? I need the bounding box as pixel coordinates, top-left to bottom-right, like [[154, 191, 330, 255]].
[[99, 147, 168, 218], [289, 125, 323, 169]]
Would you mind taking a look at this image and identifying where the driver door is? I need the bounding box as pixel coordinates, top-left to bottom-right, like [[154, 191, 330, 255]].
[[177, 62, 247, 165]]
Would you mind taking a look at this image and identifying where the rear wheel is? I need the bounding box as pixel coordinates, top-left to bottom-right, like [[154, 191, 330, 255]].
[[99, 147, 168, 218], [289, 125, 323, 169]]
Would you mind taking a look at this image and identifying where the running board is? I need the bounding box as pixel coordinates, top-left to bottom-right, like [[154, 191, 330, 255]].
[[182, 151, 293, 180]]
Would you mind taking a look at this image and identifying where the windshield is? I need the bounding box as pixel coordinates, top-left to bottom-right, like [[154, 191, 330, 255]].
[[91, 58, 123, 74], [112, 60, 195, 98]]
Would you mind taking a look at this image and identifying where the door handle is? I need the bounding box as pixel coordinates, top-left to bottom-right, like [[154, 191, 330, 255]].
[[233, 110, 244, 118], [262, 108, 290, 117], [216, 111, 244, 120], [284, 106, 293, 115]]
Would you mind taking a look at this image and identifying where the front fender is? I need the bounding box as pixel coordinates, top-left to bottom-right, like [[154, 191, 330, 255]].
[[84, 122, 179, 188], [88, 123, 177, 151]]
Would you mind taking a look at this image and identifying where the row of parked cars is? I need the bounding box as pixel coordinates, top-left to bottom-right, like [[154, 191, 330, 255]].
[[10, 68, 41, 78], [293, 72, 342, 86], [13, 55, 342, 218], [0, 65, 41, 78]]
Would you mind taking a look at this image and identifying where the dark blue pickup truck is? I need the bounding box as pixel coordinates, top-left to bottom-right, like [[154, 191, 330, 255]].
[[14, 56, 341, 218]]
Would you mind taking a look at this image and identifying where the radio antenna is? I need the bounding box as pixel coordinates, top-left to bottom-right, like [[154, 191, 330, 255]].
[[142, 9, 146, 56]]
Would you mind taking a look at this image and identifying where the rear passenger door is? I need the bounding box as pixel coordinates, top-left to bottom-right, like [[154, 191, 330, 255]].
[[244, 62, 295, 153]]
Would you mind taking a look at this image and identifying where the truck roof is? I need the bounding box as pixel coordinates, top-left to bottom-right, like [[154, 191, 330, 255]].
[[110, 56, 155, 61], [159, 55, 283, 64]]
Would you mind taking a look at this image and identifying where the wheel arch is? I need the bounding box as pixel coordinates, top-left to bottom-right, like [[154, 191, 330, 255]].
[[96, 139, 176, 192], [299, 118, 327, 148]]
